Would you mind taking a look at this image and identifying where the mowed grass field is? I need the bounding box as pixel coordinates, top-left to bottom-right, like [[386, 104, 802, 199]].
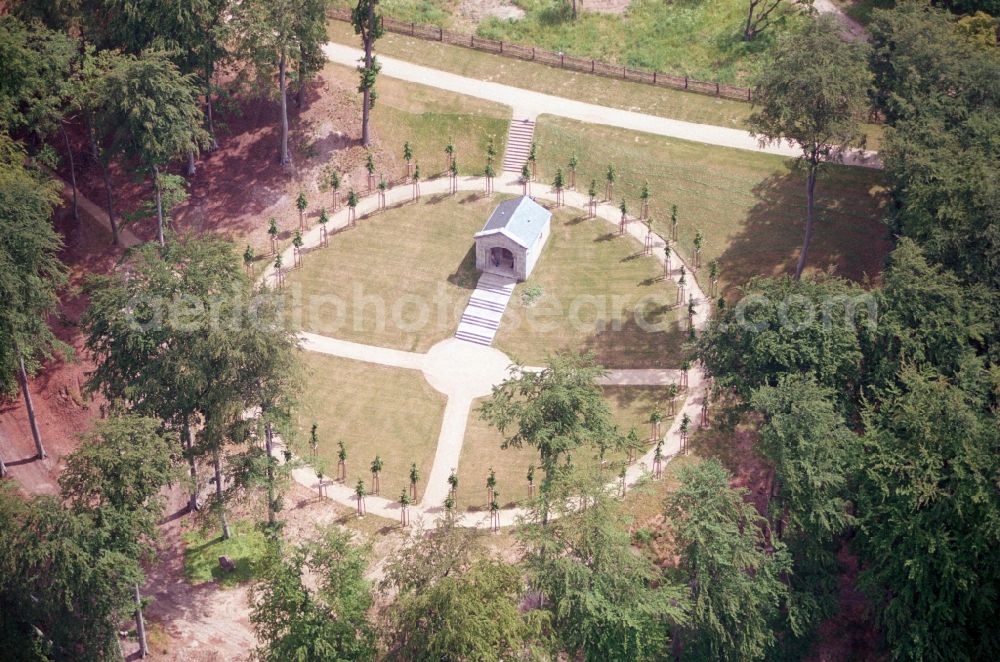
[[457, 385, 674, 511], [493, 206, 684, 368], [331, 0, 804, 85], [323, 61, 510, 178], [282, 194, 501, 352], [294, 352, 446, 503], [532, 116, 891, 296], [325, 20, 753, 131]]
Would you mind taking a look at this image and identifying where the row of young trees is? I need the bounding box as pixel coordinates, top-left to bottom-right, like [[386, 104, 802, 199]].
[[250, 351, 803, 661]]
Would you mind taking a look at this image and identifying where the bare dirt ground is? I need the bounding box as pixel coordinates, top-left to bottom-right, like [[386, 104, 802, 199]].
[[0, 204, 122, 497], [580, 0, 631, 15], [460, 0, 525, 23], [3, 65, 384, 497], [3, 65, 405, 660], [120, 487, 256, 662], [459, 0, 630, 21], [120, 481, 409, 661]]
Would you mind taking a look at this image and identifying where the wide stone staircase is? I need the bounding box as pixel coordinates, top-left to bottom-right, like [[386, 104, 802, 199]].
[[502, 117, 536, 173], [454, 273, 517, 347]]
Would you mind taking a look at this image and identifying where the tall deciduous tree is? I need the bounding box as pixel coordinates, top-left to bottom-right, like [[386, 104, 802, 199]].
[[232, 0, 328, 167], [0, 485, 142, 660], [352, 0, 384, 147], [250, 526, 377, 661], [102, 50, 208, 245], [83, 236, 244, 513], [58, 414, 175, 659], [664, 459, 790, 661], [870, 3, 1000, 298], [0, 15, 78, 220], [855, 368, 1000, 661], [0, 139, 67, 462], [384, 557, 545, 660], [380, 514, 547, 659], [697, 275, 875, 413], [521, 469, 687, 660], [479, 351, 621, 523], [749, 375, 856, 639], [748, 15, 871, 279]]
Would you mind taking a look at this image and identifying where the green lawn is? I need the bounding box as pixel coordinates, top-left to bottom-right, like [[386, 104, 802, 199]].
[[323, 61, 510, 178], [532, 115, 891, 296], [493, 206, 684, 368], [182, 520, 270, 587], [282, 194, 505, 351], [834, 0, 895, 25], [324, 20, 883, 149], [295, 353, 447, 503], [332, 0, 803, 85], [457, 385, 675, 511]]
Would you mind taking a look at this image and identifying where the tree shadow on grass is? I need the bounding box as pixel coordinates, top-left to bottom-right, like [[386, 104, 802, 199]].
[[716, 169, 889, 300], [579, 311, 686, 369], [447, 245, 479, 290], [602, 385, 664, 418]]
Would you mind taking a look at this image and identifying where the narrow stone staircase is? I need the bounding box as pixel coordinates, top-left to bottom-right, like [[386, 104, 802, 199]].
[[454, 273, 517, 346], [502, 117, 536, 173]]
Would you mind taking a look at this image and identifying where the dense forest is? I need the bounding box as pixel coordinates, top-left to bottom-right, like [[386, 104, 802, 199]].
[[0, 0, 998, 660]]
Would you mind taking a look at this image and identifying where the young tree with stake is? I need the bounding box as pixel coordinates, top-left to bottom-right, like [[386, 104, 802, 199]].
[[267, 216, 279, 254], [355, 479, 367, 516], [402, 140, 413, 176], [326, 168, 342, 210], [296, 191, 308, 231], [552, 167, 565, 206], [409, 462, 420, 501], [370, 455, 383, 495], [347, 189, 359, 226], [244, 245, 255, 275], [318, 207, 329, 247]]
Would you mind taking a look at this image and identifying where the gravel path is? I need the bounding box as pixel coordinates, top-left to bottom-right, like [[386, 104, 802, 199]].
[[321, 42, 881, 169], [267, 165, 711, 528]]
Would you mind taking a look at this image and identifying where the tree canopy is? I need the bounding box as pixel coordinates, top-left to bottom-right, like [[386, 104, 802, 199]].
[[250, 526, 377, 661], [664, 459, 790, 661], [0, 138, 66, 399]]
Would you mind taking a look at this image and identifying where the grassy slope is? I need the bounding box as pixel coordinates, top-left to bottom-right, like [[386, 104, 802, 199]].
[[458, 385, 674, 510], [477, 0, 803, 84], [295, 353, 447, 503], [282, 194, 498, 352], [494, 206, 683, 368], [532, 116, 891, 296], [323, 61, 510, 178], [325, 20, 883, 147], [333, 0, 803, 84]]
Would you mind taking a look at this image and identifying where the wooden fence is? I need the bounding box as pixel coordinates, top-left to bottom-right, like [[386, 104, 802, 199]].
[[328, 8, 754, 103]]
